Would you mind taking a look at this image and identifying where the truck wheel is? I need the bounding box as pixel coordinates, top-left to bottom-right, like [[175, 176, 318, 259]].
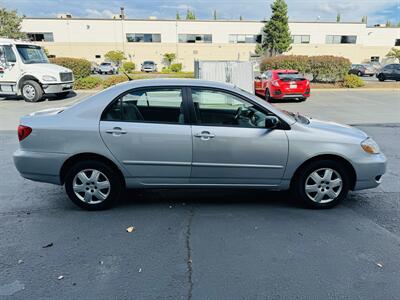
[[21, 80, 43, 102]]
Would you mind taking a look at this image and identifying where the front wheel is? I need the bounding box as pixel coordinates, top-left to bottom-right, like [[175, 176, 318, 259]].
[[377, 74, 385, 82], [21, 80, 43, 102], [65, 160, 123, 210], [292, 159, 350, 209]]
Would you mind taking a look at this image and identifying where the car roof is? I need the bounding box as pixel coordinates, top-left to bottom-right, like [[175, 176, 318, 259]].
[[116, 78, 237, 90], [270, 69, 298, 73]]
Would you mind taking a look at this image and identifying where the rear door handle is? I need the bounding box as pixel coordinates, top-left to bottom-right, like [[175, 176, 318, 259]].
[[194, 131, 215, 140], [106, 127, 127, 135]]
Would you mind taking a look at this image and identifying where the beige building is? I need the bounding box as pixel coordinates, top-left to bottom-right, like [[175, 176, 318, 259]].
[[21, 18, 400, 71]]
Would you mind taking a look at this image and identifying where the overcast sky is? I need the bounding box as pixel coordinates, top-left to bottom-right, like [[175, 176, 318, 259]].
[[1, 0, 399, 25]]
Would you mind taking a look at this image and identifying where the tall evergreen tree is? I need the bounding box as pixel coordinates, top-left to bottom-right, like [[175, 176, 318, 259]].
[[0, 8, 26, 39], [239, 15, 243, 21], [176, 11, 180, 20], [259, 0, 291, 56], [336, 13, 341, 22], [186, 9, 196, 20], [361, 16, 367, 24], [385, 20, 392, 27], [213, 9, 217, 20]]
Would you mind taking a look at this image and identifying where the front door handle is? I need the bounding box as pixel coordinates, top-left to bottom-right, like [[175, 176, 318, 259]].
[[194, 131, 215, 140], [106, 127, 127, 136]]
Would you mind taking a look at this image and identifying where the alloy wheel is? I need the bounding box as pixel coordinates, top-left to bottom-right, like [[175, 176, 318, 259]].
[[23, 84, 36, 101], [72, 169, 111, 204], [305, 168, 343, 204]]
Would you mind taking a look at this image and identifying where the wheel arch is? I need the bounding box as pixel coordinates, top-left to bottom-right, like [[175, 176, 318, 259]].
[[290, 154, 357, 190], [18, 75, 41, 91], [60, 153, 126, 188]]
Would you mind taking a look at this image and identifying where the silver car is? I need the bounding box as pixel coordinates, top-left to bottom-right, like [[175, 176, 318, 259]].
[[13, 79, 386, 210]]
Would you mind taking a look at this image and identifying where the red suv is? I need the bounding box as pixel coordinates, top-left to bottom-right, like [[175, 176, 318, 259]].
[[255, 69, 310, 102]]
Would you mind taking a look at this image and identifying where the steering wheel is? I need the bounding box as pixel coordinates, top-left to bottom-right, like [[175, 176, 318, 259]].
[[234, 106, 243, 121]]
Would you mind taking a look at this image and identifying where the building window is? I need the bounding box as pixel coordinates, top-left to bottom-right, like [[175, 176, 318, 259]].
[[126, 33, 161, 43], [291, 35, 310, 44], [229, 34, 261, 44], [178, 34, 212, 43], [395, 39, 400, 46], [371, 56, 380, 62], [326, 35, 357, 44], [95, 55, 101, 59], [26, 32, 54, 42]]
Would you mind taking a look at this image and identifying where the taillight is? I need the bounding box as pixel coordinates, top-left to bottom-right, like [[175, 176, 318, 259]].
[[18, 125, 32, 141], [271, 80, 280, 87]]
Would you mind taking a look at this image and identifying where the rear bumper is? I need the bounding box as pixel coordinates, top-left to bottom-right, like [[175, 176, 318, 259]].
[[273, 92, 310, 100], [13, 149, 68, 185], [352, 153, 387, 190]]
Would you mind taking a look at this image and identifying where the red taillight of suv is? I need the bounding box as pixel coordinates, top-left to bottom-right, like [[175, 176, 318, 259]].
[[18, 125, 32, 141]]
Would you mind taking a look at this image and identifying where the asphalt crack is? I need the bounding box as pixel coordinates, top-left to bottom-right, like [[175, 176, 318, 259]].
[[185, 206, 194, 300]]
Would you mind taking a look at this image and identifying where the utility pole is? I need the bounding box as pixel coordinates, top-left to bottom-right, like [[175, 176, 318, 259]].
[[120, 7, 126, 55]]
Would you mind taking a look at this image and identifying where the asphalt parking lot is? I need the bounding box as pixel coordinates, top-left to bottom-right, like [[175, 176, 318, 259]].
[[0, 89, 399, 299]]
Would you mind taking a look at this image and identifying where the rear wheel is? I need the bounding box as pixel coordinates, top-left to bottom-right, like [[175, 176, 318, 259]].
[[377, 74, 385, 82], [65, 160, 123, 210], [21, 80, 43, 102], [292, 159, 350, 209]]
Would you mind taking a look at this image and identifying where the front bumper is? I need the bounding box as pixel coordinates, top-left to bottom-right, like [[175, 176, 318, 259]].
[[42, 82, 73, 94], [352, 153, 387, 190], [13, 149, 68, 185]]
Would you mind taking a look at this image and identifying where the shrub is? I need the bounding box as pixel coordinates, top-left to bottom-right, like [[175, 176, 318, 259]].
[[49, 57, 91, 79], [260, 55, 351, 83], [341, 74, 365, 88], [123, 61, 136, 73], [170, 63, 183, 72], [74, 76, 103, 89], [102, 75, 129, 89]]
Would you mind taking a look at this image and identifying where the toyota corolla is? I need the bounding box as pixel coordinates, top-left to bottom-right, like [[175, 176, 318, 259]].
[[13, 79, 386, 210]]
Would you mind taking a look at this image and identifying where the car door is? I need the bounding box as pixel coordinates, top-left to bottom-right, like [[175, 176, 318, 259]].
[[189, 87, 289, 186], [0, 44, 19, 93], [100, 87, 192, 184]]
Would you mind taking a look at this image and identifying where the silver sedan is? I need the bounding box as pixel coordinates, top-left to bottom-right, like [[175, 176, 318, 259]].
[[13, 79, 386, 210]]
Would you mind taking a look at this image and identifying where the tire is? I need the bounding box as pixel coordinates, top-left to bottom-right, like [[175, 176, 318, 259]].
[[357, 71, 362, 76], [55, 91, 70, 99], [65, 160, 123, 210], [298, 97, 307, 102], [377, 74, 385, 82], [291, 159, 350, 209], [21, 80, 43, 102], [265, 89, 271, 102]]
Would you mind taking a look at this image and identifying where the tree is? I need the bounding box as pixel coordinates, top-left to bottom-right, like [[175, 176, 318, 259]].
[[239, 15, 243, 21], [163, 53, 176, 67], [213, 10, 217, 20], [336, 13, 341, 22], [104, 50, 126, 66], [386, 48, 400, 62], [0, 8, 26, 39], [386, 20, 392, 27], [186, 9, 196, 20], [397, 21, 400, 27], [176, 11, 180, 20], [259, 0, 291, 56]]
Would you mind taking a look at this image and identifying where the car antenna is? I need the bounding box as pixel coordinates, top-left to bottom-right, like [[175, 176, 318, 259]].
[[123, 71, 133, 81]]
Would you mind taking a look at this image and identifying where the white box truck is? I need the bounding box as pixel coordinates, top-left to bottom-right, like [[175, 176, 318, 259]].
[[0, 38, 74, 102]]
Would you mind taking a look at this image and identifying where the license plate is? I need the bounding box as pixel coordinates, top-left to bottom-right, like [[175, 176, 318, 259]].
[[289, 84, 297, 89]]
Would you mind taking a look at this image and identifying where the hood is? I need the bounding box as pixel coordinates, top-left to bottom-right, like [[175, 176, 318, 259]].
[[307, 118, 368, 140], [24, 63, 72, 74]]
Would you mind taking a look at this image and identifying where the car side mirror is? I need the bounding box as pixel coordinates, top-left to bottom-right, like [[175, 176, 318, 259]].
[[264, 116, 280, 129]]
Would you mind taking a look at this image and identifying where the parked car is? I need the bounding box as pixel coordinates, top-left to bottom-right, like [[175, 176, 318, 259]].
[[14, 79, 386, 210], [90, 62, 99, 74], [348, 64, 376, 76], [376, 64, 400, 81], [141, 60, 157, 72], [255, 70, 310, 102], [0, 38, 74, 102], [98, 62, 118, 75]]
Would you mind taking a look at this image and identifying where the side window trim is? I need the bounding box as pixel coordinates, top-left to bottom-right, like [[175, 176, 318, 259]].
[[101, 86, 191, 125]]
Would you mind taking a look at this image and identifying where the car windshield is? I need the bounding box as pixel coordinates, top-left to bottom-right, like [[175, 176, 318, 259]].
[[101, 63, 111, 66], [16, 45, 49, 64], [277, 73, 305, 81], [143, 61, 154, 64]]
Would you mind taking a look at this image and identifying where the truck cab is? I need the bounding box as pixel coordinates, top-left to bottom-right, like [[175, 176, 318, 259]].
[[0, 38, 74, 102]]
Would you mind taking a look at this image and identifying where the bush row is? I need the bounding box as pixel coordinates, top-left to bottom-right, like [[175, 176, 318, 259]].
[[260, 55, 352, 83], [50, 57, 91, 79]]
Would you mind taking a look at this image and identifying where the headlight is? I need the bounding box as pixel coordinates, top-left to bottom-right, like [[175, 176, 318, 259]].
[[361, 138, 380, 154], [42, 75, 57, 82]]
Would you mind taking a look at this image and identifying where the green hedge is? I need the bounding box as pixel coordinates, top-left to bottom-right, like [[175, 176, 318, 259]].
[[50, 57, 91, 79], [74, 76, 103, 89], [260, 55, 351, 83], [170, 63, 183, 72], [341, 74, 365, 88], [123, 61, 136, 73], [102, 75, 129, 89]]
